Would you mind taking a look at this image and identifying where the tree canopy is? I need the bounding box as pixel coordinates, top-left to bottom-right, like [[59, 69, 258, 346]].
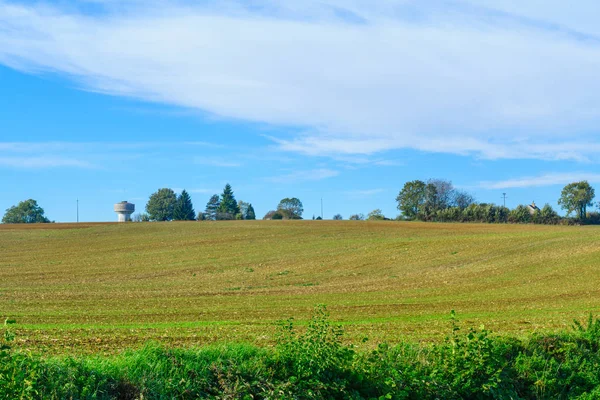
[[2, 199, 50, 223], [397, 179, 475, 220], [396, 180, 426, 219], [367, 209, 385, 220], [146, 188, 177, 221], [558, 181, 595, 220], [277, 197, 304, 219]]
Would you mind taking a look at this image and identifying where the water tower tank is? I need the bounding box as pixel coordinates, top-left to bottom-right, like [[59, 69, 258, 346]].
[[114, 201, 135, 222]]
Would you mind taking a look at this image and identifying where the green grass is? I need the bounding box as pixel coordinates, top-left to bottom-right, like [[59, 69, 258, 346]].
[[1, 220, 600, 354]]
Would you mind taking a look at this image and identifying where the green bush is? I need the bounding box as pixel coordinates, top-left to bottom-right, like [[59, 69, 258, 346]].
[[7, 311, 600, 398]]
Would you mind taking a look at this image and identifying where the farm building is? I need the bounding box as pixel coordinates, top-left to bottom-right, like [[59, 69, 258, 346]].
[[527, 201, 540, 214]]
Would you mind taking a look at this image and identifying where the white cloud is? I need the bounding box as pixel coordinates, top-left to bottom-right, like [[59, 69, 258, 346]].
[[2, 1, 600, 160], [479, 172, 600, 189], [267, 168, 339, 183]]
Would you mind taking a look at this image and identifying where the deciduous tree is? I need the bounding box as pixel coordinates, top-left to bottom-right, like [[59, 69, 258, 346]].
[[396, 180, 426, 219], [453, 190, 476, 210], [277, 197, 304, 219], [558, 181, 595, 220], [2, 199, 50, 223], [367, 209, 385, 220]]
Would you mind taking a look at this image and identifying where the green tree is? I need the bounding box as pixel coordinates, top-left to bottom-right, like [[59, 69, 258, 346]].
[[173, 190, 195, 221], [204, 195, 220, 221], [145, 188, 177, 221], [417, 182, 441, 220], [237, 201, 253, 220], [367, 209, 385, 220], [508, 205, 532, 224], [558, 181, 595, 220], [217, 183, 240, 220], [263, 210, 277, 220], [277, 197, 304, 219], [349, 213, 364, 220], [396, 180, 426, 219], [333, 214, 343, 220], [540, 204, 560, 224], [2, 199, 50, 223], [245, 204, 256, 220]]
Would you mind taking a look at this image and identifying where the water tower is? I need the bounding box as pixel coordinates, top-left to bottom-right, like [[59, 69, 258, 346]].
[[114, 201, 135, 222]]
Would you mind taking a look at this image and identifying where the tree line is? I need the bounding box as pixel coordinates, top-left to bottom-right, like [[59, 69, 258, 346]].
[[138, 184, 256, 222], [3, 180, 598, 224], [395, 179, 598, 224], [138, 184, 305, 222]]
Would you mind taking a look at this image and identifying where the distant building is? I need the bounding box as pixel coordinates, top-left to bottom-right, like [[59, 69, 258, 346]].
[[527, 201, 540, 215], [114, 201, 135, 222]]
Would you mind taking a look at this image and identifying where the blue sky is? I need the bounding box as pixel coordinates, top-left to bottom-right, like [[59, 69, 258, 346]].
[[2, 0, 600, 222]]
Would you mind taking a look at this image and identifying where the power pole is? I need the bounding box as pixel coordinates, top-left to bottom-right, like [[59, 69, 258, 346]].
[[501, 193, 507, 208], [321, 198, 323, 219], [77, 199, 79, 223]]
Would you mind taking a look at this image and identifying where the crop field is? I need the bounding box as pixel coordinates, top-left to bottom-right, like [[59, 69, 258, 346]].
[[1, 220, 600, 355]]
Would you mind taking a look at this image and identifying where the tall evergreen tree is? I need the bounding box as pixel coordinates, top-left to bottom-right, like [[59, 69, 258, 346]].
[[217, 183, 240, 220], [204, 194, 220, 221], [173, 190, 196, 221], [245, 204, 256, 220]]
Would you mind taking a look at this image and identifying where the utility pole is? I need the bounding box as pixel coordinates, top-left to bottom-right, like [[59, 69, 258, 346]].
[[321, 198, 323, 219], [501, 193, 507, 208], [77, 199, 79, 223]]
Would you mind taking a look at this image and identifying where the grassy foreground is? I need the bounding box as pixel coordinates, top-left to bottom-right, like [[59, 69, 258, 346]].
[[1, 220, 600, 354], [4, 307, 600, 399]]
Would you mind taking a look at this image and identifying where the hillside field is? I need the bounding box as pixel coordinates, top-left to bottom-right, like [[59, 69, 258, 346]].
[[1, 220, 600, 355]]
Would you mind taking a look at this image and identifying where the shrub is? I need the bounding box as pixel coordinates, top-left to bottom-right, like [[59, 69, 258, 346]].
[[275, 305, 363, 397], [509, 205, 532, 223]]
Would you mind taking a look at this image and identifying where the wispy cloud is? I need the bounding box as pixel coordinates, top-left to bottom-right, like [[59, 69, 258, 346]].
[[479, 172, 600, 189], [3, 1, 600, 160], [267, 168, 339, 183], [0, 141, 226, 169]]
